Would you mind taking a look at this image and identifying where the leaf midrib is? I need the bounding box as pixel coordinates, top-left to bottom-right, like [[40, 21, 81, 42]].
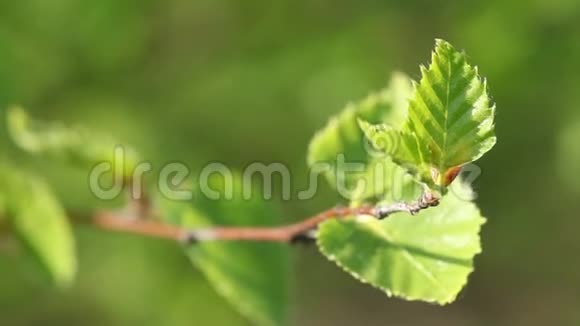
[[440, 57, 452, 174]]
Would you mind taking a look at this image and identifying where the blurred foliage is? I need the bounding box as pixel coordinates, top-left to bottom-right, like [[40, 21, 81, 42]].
[[158, 174, 289, 326], [1, 0, 580, 325], [558, 117, 580, 195], [0, 164, 76, 287], [7, 107, 140, 177]]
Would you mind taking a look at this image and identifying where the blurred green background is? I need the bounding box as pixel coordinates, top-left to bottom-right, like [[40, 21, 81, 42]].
[[1, 0, 580, 325]]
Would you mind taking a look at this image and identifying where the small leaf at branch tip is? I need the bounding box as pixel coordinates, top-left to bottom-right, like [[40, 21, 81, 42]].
[[360, 39, 496, 192]]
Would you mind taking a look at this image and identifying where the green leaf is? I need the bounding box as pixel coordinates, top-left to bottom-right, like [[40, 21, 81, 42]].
[[156, 175, 289, 326], [317, 181, 485, 304], [307, 73, 413, 201], [360, 40, 496, 192], [0, 164, 77, 287], [7, 106, 140, 178]]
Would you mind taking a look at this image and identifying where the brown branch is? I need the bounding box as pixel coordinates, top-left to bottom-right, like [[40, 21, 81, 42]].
[[184, 205, 376, 244], [93, 211, 187, 241], [90, 193, 440, 244]]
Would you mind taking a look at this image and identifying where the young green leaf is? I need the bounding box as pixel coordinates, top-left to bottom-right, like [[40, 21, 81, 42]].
[[0, 165, 77, 287], [361, 40, 496, 192], [7, 107, 140, 179], [307, 73, 413, 201], [317, 181, 485, 304], [156, 175, 289, 326]]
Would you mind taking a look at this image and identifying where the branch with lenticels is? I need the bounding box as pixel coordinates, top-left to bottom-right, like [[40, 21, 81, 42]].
[[91, 192, 440, 245]]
